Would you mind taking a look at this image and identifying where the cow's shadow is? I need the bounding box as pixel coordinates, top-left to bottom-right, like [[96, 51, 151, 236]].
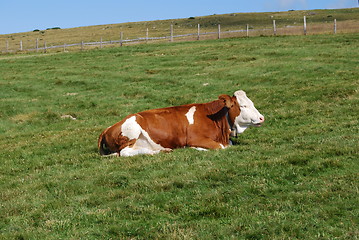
[[230, 137, 250, 146]]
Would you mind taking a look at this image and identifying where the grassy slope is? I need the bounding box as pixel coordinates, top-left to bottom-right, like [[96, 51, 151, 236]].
[[1, 8, 359, 51], [0, 33, 358, 239]]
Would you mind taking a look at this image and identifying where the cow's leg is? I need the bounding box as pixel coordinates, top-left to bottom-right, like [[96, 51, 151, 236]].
[[120, 146, 171, 157], [119, 132, 171, 157], [120, 146, 160, 157], [191, 147, 209, 151], [102, 152, 120, 157], [188, 138, 226, 150]]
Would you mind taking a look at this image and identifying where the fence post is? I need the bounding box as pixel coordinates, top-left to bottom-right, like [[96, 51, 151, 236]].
[[81, 41, 84, 51], [44, 41, 47, 53], [303, 16, 307, 35], [170, 24, 173, 42], [120, 32, 123, 46], [146, 28, 149, 43], [63, 43, 66, 52], [20, 40, 23, 51], [6, 40, 9, 53], [246, 24, 249, 37], [100, 37, 103, 48], [218, 24, 221, 39], [36, 38, 39, 52], [273, 20, 277, 36], [197, 24, 200, 40], [334, 19, 337, 34]]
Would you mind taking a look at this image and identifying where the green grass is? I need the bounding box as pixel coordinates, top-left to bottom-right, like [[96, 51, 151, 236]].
[[0, 33, 358, 239]]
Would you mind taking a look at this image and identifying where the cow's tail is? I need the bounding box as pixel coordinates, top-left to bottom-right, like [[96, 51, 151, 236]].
[[98, 129, 117, 156]]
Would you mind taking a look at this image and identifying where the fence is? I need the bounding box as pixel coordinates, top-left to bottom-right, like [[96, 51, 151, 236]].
[[1, 17, 355, 54]]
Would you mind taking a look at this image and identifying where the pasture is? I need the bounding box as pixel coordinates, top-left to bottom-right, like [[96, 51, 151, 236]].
[[0, 33, 358, 239]]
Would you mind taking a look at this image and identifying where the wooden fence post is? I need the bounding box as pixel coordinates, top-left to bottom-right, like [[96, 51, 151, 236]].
[[20, 40, 23, 51], [100, 37, 103, 48], [146, 28, 149, 43], [36, 38, 39, 52], [44, 41, 47, 53], [197, 24, 200, 40], [334, 19, 337, 34], [273, 20, 277, 36], [63, 43, 66, 52], [218, 24, 221, 39], [303, 16, 307, 35], [170, 24, 173, 42], [120, 32, 123, 46], [246, 24, 249, 37], [81, 41, 84, 51], [6, 40, 9, 53]]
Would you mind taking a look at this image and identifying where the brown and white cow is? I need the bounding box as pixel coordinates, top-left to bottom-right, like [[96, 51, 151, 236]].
[[98, 90, 264, 157]]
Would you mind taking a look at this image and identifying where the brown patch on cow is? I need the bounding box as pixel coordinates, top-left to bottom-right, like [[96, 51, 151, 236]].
[[205, 101, 224, 116], [134, 109, 188, 149], [228, 96, 241, 126], [117, 135, 136, 150]]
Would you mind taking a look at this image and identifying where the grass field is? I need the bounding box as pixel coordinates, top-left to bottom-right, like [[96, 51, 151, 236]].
[[1, 8, 359, 53], [0, 33, 358, 239]]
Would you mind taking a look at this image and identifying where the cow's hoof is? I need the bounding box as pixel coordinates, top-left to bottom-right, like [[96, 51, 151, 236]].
[[161, 148, 173, 153]]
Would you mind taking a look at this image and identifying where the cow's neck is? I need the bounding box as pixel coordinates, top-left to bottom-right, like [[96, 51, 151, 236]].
[[226, 113, 237, 137], [206, 105, 231, 145], [227, 99, 240, 136]]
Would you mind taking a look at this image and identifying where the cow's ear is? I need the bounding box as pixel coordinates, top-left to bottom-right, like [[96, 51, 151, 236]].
[[206, 95, 232, 117], [218, 94, 233, 108]]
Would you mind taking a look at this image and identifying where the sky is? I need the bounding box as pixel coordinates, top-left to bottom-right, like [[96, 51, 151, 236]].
[[1, 0, 358, 34]]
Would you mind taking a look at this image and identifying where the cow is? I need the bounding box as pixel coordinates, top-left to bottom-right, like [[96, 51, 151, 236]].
[[98, 90, 264, 157]]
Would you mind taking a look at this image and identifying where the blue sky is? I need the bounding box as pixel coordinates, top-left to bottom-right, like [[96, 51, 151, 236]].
[[1, 0, 358, 34]]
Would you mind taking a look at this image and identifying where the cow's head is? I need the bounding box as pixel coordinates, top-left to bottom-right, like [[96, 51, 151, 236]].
[[229, 90, 264, 135]]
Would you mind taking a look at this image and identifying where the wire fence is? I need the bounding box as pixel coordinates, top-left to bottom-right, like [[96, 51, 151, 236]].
[[1, 17, 357, 54]]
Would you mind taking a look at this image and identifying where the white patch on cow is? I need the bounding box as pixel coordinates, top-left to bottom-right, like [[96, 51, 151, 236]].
[[233, 90, 264, 134], [120, 146, 160, 157], [134, 127, 165, 151], [220, 144, 225, 149], [185, 106, 196, 125], [191, 147, 208, 151], [120, 115, 166, 157], [233, 119, 248, 134], [121, 116, 141, 140]]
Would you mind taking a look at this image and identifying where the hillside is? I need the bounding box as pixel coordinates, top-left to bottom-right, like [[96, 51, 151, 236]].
[[1, 8, 359, 53]]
